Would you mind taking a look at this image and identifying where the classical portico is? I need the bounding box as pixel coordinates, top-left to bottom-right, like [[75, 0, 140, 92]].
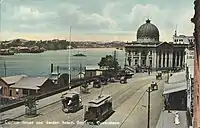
[[125, 19, 188, 71]]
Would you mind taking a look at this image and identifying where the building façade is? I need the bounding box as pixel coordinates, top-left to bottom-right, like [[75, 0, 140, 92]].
[[124, 19, 192, 71]]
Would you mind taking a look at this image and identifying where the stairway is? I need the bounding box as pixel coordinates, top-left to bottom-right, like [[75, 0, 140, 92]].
[[124, 66, 135, 73]]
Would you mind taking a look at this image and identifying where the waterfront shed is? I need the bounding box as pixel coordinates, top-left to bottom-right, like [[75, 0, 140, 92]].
[[10, 77, 55, 98], [85, 66, 104, 77], [0, 75, 27, 97]]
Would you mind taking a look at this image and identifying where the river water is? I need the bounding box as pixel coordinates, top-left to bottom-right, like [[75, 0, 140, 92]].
[[0, 48, 125, 78]]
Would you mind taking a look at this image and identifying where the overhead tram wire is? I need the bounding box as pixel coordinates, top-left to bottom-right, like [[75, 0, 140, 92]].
[[118, 89, 147, 128]]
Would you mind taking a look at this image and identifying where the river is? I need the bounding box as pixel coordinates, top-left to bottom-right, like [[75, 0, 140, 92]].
[[0, 48, 125, 78]]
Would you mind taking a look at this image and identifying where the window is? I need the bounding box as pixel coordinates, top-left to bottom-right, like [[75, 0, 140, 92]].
[[142, 60, 145, 65], [135, 60, 138, 65], [90, 72, 93, 77], [23, 89, 28, 95], [135, 51, 138, 55], [150, 60, 152, 66], [9, 90, 12, 96], [16, 89, 19, 95], [142, 51, 145, 56]]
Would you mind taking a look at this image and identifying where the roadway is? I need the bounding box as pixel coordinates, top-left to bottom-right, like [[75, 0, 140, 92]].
[[1, 73, 165, 128]]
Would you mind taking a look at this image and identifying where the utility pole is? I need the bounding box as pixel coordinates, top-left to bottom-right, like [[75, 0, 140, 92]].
[[124, 52, 127, 69], [68, 25, 71, 90], [114, 50, 117, 72], [0, 0, 3, 50], [4, 59, 6, 76], [79, 63, 82, 94], [147, 87, 151, 128]]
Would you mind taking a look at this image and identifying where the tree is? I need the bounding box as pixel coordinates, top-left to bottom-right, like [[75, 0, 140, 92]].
[[98, 55, 120, 71]]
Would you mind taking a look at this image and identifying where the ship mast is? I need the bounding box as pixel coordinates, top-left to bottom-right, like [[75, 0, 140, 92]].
[[68, 25, 72, 90]]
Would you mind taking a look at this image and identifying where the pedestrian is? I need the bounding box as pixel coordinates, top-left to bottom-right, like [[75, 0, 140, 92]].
[[167, 102, 171, 113]]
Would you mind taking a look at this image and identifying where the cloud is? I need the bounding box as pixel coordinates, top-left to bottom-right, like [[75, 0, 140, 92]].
[[0, 0, 194, 41]]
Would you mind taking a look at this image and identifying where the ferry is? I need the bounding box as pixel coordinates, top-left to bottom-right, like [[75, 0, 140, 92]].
[[73, 52, 86, 57]]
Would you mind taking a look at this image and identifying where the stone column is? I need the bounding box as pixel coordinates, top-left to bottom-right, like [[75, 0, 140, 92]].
[[153, 50, 157, 68], [139, 52, 141, 66], [165, 52, 167, 67], [161, 52, 163, 68], [175, 51, 177, 67], [179, 51, 182, 67], [132, 52, 135, 67], [146, 51, 150, 66], [182, 51, 185, 67], [169, 52, 173, 68], [156, 52, 159, 68]]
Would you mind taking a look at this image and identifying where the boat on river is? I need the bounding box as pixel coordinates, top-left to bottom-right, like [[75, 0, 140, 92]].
[[73, 52, 86, 57]]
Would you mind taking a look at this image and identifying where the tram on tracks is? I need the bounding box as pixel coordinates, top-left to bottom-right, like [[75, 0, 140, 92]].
[[61, 91, 83, 113], [84, 95, 113, 125]]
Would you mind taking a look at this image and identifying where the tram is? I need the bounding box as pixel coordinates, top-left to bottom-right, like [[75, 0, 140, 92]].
[[84, 95, 113, 125], [61, 91, 83, 113]]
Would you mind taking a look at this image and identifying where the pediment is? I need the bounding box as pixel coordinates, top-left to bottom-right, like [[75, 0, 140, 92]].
[[156, 42, 173, 49]]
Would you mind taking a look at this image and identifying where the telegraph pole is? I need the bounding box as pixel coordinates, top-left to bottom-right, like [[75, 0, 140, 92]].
[[79, 63, 82, 94], [114, 50, 117, 72], [147, 87, 151, 128], [0, 0, 3, 50], [4, 59, 6, 76], [68, 25, 72, 90]]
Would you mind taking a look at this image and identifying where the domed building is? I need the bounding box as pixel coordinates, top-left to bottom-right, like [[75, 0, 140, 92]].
[[124, 19, 189, 71]]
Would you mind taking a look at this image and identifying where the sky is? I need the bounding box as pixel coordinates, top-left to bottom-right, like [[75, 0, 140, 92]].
[[0, 0, 195, 42]]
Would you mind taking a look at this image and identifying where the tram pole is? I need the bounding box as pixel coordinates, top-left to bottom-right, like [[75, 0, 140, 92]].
[[4, 59, 6, 76], [68, 25, 71, 91], [79, 63, 82, 96], [147, 86, 150, 128]]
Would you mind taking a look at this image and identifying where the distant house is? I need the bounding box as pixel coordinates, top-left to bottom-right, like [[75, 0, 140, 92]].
[[0, 75, 27, 97], [9, 77, 55, 98], [84, 66, 105, 77]]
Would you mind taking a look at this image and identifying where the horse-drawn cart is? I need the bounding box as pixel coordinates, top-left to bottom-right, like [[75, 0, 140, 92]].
[[156, 71, 162, 80], [150, 81, 158, 91]]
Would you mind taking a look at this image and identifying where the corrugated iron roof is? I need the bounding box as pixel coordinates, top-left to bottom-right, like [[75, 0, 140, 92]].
[[10, 77, 49, 90], [163, 82, 187, 95], [168, 71, 186, 84], [85, 65, 100, 70], [1, 75, 28, 85], [163, 71, 187, 95]]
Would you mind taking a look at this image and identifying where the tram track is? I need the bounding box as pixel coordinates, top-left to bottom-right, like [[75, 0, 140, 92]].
[[117, 79, 163, 128], [30, 76, 150, 119], [2, 74, 158, 128], [65, 76, 161, 128]]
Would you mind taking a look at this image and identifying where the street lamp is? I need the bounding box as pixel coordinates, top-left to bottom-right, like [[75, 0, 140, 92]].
[[147, 87, 151, 128]]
